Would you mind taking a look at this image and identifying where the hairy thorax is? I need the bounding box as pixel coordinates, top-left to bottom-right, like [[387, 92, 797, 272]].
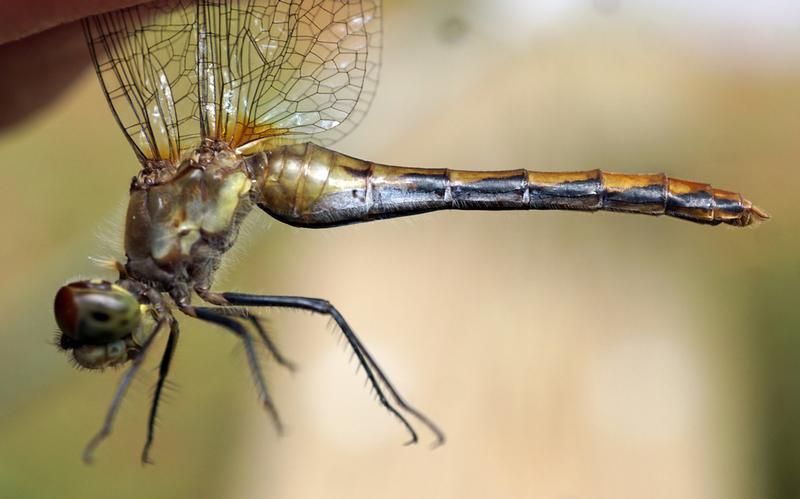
[[124, 145, 254, 303]]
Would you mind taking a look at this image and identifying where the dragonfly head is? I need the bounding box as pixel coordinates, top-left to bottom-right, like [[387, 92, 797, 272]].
[[54, 280, 152, 370]]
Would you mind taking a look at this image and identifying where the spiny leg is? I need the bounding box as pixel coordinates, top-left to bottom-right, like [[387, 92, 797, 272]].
[[200, 305, 297, 372], [190, 307, 284, 433], [82, 318, 166, 464], [246, 314, 297, 372], [218, 293, 445, 446], [141, 318, 180, 465], [196, 290, 297, 375]]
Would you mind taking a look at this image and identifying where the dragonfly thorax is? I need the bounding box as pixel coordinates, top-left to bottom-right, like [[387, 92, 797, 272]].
[[124, 145, 254, 304]]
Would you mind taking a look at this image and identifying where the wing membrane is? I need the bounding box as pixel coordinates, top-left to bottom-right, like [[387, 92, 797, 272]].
[[84, 0, 381, 166], [85, 2, 198, 164]]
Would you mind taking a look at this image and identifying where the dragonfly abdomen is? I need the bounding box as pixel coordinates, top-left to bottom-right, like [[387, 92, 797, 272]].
[[254, 143, 766, 228], [526, 170, 767, 226]]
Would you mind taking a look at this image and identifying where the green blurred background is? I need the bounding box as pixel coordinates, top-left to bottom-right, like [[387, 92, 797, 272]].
[[0, 0, 798, 498]]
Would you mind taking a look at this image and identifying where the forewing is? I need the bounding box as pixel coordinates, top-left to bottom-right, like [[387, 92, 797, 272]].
[[84, 1, 200, 165], [84, 0, 382, 166], [197, 0, 382, 154]]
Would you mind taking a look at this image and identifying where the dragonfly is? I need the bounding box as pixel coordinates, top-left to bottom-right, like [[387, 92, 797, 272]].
[[53, 0, 767, 464]]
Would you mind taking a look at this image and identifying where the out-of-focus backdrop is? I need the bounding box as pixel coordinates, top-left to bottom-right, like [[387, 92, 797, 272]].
[[1, 0, 798, 498]]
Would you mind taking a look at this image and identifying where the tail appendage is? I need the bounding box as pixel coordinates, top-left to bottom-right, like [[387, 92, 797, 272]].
[[253, 143, 767, 228]]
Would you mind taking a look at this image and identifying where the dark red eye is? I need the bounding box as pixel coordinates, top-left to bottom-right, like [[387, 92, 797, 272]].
[[54, 285, 79, 339], [53, 280, 142, 345]]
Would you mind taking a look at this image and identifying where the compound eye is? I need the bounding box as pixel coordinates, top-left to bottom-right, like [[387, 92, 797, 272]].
[[72, 340, 129, 369], [54, 280, 142, 344]]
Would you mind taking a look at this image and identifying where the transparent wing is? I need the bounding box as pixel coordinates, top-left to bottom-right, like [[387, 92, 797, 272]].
[[84, 1, 198, 165], [198, 0, 382, 155], [84, 0, 382, 166]]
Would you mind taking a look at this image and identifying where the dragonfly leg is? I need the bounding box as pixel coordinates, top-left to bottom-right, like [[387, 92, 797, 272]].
[[245, 314, 298, 372], [82, 318, 167, 465], [195, 290, 298, 371], [141, 318, 180, 465], [217, 293, 445, 447], [210, 308, 297, 372], [188, 306, 284, 434]]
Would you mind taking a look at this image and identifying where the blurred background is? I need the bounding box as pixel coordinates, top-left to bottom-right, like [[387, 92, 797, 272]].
[[0, 0, 798, 498]]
